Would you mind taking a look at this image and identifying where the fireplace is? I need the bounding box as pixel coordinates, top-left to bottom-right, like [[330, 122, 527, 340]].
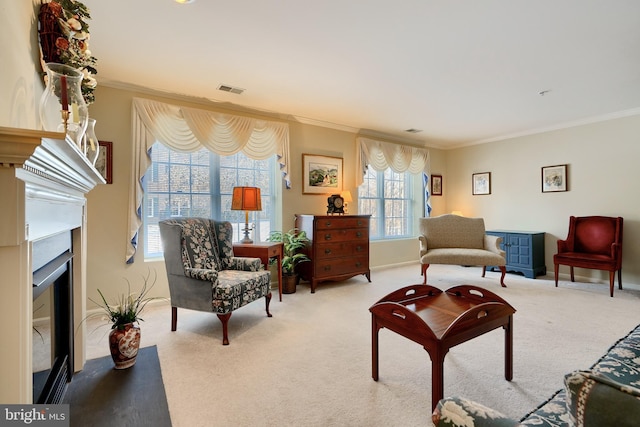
[[0, 126, 104, 403], [32, 231, 74, 404]]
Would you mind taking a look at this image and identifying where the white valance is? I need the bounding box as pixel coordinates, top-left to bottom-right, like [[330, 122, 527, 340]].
[[356, 136, 430, 186], [126, 97, 291, 263], [356, 136, 432, 217]]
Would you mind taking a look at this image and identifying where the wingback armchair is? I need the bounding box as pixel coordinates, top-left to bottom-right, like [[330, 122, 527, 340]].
[[159, 217, 272, 345], [554, 216, 623, 297]]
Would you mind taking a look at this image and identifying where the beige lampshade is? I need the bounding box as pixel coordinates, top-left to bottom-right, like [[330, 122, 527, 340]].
[[340, 190, 353, 202], [231, 187, 262, 211]]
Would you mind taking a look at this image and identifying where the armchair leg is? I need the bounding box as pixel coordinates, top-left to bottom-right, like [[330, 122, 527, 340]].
[[482, 266, 486, 277], [570, 266, 575, 282], [265, 292, 273, 317], [217, 313, 232, 345], [618, 269, 623, 290], [499, 266, 507, 287], [171, 306, 177, 331], [421, 264, 429, 284], [554, 264, 559, 287], [609, 271, 615, 297]]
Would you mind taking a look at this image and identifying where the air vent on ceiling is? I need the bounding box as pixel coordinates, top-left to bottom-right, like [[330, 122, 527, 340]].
[[218, 84, 245, 95], [405, 128, 423, 133]]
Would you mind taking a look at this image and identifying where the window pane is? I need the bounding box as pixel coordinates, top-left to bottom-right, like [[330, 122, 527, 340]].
[[358, 168, 413, 240], [143, 145, 276, 257]]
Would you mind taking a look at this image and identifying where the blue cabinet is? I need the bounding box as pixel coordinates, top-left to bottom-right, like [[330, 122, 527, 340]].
[[486, 230, 546, 279]]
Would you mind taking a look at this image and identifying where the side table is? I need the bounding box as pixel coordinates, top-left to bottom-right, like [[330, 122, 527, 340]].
[[233, 242, 284, 301], [369, 284, 516, 410]]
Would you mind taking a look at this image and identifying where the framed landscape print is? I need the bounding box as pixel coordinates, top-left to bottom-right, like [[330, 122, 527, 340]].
[[472, 172, 491, 195], [431, 174, 442, 196], [302, 154, 343, 194], [541, 164, 567, 192]]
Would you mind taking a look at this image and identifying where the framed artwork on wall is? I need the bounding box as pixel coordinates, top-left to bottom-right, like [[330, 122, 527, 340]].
[[302, 154, 343, 194], [431, 174, 442, 196], [541, 164, 567, 193], [472, 172, 491, 195], [96, 141, 113, 184]]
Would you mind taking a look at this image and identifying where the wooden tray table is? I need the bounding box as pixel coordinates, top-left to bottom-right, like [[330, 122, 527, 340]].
[[369, 284, 516, 410]]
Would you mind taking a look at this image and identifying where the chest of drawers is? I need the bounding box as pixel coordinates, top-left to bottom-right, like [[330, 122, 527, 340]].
[[295, 214, 371, 293]]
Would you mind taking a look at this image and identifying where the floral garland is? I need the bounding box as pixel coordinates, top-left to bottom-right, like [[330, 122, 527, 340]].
[[38, 0, 97, 105]]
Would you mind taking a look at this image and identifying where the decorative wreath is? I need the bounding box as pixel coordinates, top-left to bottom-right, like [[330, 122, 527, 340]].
[[38, 0, 98, 105]]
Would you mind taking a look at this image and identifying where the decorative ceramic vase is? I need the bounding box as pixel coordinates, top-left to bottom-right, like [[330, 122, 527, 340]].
[[108, 323, 141, 370], [83, 118, 100, 166], [39, 62, 89, 147]]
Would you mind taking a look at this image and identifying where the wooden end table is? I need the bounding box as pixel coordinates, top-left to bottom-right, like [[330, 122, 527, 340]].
[[369, 284, 516, 410], [233, 242, 284, 301]]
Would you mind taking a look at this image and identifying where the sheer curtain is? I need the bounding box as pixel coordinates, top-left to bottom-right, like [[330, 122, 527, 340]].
[[126, 97, 290, 263], [355, 136, 431, 216]]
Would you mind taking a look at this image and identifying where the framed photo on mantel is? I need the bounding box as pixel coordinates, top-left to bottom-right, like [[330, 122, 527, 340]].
[[96, 141, 113, 184]]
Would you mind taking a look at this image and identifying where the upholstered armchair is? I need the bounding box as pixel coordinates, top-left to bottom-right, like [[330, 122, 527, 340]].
[[554, 216, 623, 297], [418, 214, 507, 286], [159, 217, 272, 345]]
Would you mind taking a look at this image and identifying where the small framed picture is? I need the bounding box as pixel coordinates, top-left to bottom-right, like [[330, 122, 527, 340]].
[[96, 141, 113, 184], [541, 164, 567, 193], [431, 174, 442, 196], [302, 154, 343, 194], [472, 172, 491, 195]]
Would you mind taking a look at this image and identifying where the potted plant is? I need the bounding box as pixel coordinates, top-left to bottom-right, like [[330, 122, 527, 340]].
[[88, 269, 164, 369], [267, 229, 311, 294]]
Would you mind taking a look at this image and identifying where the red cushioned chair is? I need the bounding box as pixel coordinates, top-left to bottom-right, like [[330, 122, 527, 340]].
[[554, 216, 623, 297]]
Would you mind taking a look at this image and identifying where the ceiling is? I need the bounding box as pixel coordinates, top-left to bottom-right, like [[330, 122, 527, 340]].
[[81, 0, 640, 149]]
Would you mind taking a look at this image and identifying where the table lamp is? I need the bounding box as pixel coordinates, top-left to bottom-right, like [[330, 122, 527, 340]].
[[231, 186, 262, 243], [340, 190, 353, 214]]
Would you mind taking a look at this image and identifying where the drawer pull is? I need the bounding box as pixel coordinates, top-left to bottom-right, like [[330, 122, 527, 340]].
[[324, 266, 331, 271], [356, 246, 363, 252], [324, 234, 332, 240], [324, 221, 332, 227], [324, 248, 332, 255], [355, 262, 362, 267], [356, 232, 362, 238]]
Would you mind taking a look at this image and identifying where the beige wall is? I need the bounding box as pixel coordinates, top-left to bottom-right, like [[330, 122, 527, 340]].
[[445, 116, 640, 286]]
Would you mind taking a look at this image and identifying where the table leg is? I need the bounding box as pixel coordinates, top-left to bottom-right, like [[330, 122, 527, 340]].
[[505, 314, 513, 381], [430, 347, 446, 411], [372, 316, 379, 381], [276, 253, 282, 301]]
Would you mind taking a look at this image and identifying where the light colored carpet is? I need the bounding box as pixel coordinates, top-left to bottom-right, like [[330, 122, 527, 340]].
[[83, 263, 640, 427]]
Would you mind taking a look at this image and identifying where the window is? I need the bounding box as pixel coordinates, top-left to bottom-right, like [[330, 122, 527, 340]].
[[143, 143, 276, 258], [358, 168, 414, 239]]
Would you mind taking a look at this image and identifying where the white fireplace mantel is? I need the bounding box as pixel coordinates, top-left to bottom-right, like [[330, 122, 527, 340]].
[[0, 126, 104, 403]]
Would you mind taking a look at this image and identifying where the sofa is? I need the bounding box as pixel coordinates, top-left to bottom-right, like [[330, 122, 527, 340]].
[[418, 214, 507, 286], [432, 323, 640, 426]]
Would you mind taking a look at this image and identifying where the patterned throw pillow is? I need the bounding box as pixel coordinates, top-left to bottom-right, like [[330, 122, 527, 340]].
[[564, 370, 640, 427], [432, 397, 520, 427]]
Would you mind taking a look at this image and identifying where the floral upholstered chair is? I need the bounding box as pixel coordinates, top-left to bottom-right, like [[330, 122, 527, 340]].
[[159, 217, 272, 345]]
